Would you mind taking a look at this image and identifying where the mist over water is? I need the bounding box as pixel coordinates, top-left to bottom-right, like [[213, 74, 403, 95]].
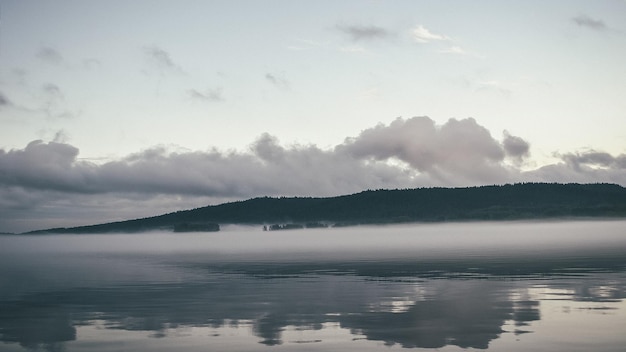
[[6, 220, 624, 258], [1, 220, 625, 351]]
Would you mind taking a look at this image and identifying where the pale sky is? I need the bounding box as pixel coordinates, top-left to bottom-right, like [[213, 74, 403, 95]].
[[1, 0, 625, 233]]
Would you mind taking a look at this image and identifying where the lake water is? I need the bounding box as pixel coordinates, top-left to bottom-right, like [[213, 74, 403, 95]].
[[1, 220, 625, 351]]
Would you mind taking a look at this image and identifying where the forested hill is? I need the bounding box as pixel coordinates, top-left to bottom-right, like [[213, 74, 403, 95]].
[[27, 183, 626, 234]]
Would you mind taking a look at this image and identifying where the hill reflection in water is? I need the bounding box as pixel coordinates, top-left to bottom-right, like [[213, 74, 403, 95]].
[[1, 221, 625, 351]]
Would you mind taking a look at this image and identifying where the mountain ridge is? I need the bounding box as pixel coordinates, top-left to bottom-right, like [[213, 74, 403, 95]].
[[24, 183, 626, 234]]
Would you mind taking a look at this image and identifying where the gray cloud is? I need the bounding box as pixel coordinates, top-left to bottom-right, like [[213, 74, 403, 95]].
[[336, 24, 392, 41], [0, 116, 527, 220], [0, 136, 410, 199], [526, 162, 626, 185], [573, 15, 607, 30], [0, 134, 409, 233], [188, 88, 223, 102], [502, 130, 530, 160], [0, 140, 95, 193], [521, 150, 626, 186], [265, 73, 290, 89], [0, 91, 12, 107], [143, 46, 183, 73], [561, 150, 626, 170], [1, 117, 625, 233], [36, 47, 64, 65], [43, 83, 63, 98], [340, 117, 511, 184]]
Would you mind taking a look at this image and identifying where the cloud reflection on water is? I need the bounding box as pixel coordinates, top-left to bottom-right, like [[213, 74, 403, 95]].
[[1, 259, 624, 350]]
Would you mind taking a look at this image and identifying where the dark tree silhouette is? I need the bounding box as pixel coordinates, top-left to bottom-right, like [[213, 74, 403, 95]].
[[26, 183, 626, 234]]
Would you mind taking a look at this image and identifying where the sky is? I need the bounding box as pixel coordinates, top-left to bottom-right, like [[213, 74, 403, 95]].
[[1, 0, 625, 233]]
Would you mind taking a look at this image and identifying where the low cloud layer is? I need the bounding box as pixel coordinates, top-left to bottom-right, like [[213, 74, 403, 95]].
[[1, 117, 624, 232]]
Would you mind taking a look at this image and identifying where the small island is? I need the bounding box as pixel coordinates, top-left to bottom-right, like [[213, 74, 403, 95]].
[[263, 222, 329, 231]]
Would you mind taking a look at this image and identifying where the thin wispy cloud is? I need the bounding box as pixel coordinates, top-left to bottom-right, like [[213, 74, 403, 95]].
[[287, 38, 328, 51], [439, 46, 467, 55], [143, 46, 183, 74], [36, 46, 64, 65], [337, 24, 392, 41], [82, 58, 102, 70], [475, 80, 512, 97], [10, 68, 28, 85], [339, 45, 367, 54], [572, 14, 607, 30], [0, 85, 77, 119], [188, 88, 223, 102], [35, 47, 99, 71], [265, 73, 290, 89], [412, 25, 450, 43], [40, 83, 77, 119], [42, 83, 63, 99], [0, 91, 12, 108]]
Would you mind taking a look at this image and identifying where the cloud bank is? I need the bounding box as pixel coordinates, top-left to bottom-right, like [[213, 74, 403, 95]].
[[1, 117, 624, 232]]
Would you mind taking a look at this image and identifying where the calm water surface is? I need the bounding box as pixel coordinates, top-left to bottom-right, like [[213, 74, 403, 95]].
[[1, 220, 625, 351]]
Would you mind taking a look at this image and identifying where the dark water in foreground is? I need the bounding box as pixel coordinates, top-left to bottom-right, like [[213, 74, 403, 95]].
[[1, 221, 625, 351]]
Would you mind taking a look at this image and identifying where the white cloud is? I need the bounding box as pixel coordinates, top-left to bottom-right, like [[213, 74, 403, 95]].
[[412, 25, 450, 43]]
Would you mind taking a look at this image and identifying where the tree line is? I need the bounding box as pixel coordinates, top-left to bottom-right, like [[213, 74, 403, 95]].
[[26, 183, 626, 234]]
